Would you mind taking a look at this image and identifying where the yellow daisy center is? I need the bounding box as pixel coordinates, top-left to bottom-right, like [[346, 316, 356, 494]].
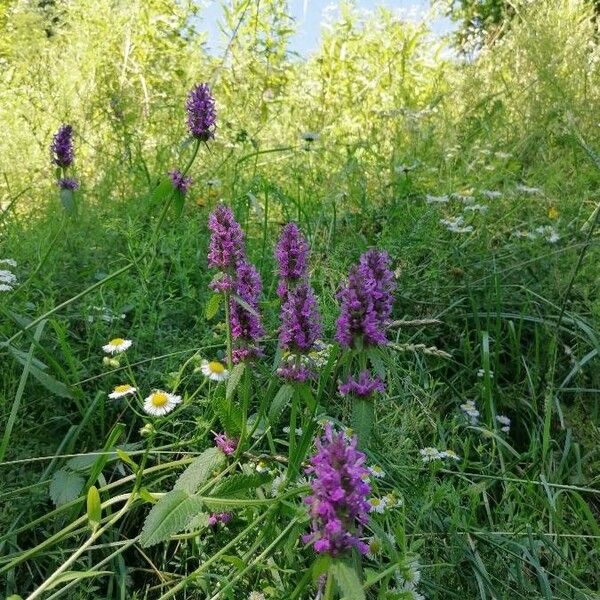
[[114, 385, 132, 393], [110, 337, 125, 346], [208, 361, 225, 374], [370, 498, 381, 506], [151, 392, 169, 407]]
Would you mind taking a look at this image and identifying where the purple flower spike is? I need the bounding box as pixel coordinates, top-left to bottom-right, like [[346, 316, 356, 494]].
[[229, 260, 264, 346], [208, 205, 246, 270], [275, 223, 309, 294], [186, 83, 216, 141], [359, 249, 395, 328], [279, 282, 321, 352], [277, 362, 314, 382], [303, 424, 371, 556], [208, 512, 232, 527], [214, 432, 238, 456], [339, 371, 385, 398], [57, 178, 79, 191], [335, 265, 387, 348], [169, 169, 192, 195], [51, 124, 74, 168]]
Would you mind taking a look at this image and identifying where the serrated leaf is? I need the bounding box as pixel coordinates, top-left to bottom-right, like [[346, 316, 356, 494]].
[[174, 447, 226, 494], [49, 469, 85, 506], [205, 294, 222, 320], [312, 555, 331, 583], [226, 362, 245, 400], [212, 473, 269, 498], [330, 561, 365, 600], [150, 177, 172, 205], [172, 189, 186, 217], [268, 384, 294, 426], [366, 347, 386, 377], [87, 486, 101, 528], [351, 398, 374, 450], [212, 387, 242, 435], [186, 512, 210, 532], [140, 489, 204, 547]]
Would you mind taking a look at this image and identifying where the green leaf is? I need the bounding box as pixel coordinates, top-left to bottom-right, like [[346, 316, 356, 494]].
[[212, 387, 242, 436], [174, 447, 226, 494], [45, 570, 112, 591], [205, 293, 222, 320], [212, 473, 270, 498], [226, 362, 245, 400], [140, 489, 205, 547], [87, 485, 102, 528], [186, 512, 210, 532], [60, 188, 75, 212], [268, 383, 294, 426], [351, 398, 374, 450], [230, 293, 260, 317], [7, 345, 73, 398], [150, 177, 172, 205], [172, 189, 185, 217], [49, 469, 85, 506], [330, 561, 365, 600], [311, 555, 331, 583], [116, 448, 139, 471]]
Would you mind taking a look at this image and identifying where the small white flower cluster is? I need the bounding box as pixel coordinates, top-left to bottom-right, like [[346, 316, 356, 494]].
[[477, 368, 494, 379], [496, 414, 511, 433], [512, 225, 560, 244], [368, 491, 401, 514], [440, 216, 473, 234], [451, 192, 475, 204], [248, 592, 266, 600], [419, 447, 460, 463], [425, 194, 449, 204], [0, 259, 17, 292], [460, 400, 480, 425], [464, 203, 488, 213], [481, 189, 502, 200], [390, 555, 426, 600], [283, 426, 303, 436], [516, 184, 542, 195]]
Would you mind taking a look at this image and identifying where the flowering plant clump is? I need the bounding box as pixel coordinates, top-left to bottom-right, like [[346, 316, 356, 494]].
[[186, 82, 216, 140], [302, 424, 371, 555], [339, 371, 385, 397], [168, 169, 192, 195]]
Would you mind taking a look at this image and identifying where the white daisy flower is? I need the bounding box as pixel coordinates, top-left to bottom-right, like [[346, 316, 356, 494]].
[[384, 493, 402, 508], [109, 384, 137, 399], [0, 283, 14, 292], [255, 460, 269, 473], [0, 259, 17, 267], [143, 390, 181, 417], [366, 537, 383, 560], [369, 465, 385, 478], [0, 270, 17, 284], [200, 360, 229, 381], [425, 194, 449, 204], [368, 496, 387, 514], [419, 447, 442, 463], [360, 472, 371, 484], [496, 414, 511, 433], [102, 338, 132, 355]]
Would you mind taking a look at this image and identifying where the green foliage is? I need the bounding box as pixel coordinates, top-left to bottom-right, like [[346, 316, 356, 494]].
[[174, 447, 226, 494]]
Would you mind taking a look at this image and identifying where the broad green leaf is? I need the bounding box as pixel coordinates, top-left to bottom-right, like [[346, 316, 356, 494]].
[[116, 448, 138, 471], [150, 177, 172, 205], [205, 293, 222, 320], [87, 485, 101, 528], [140, 489, 205, 547], [186, 512, 210, 532], [172, 189, 185, 217], [49, 469, 85, 506], [268, 383, 294, 426], [212, 473, 269, 498], [351, 398, 374, 450], [330, 561, 365, 600], [312, 555, 331, 583], [174, 447, 226, 494], [60, 188, 75, 212], [226, 362, 245, 400]]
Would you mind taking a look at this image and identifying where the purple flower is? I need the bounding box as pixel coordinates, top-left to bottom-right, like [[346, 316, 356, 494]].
[[338, 371, 385, 398], [275, 223, 309, 296], [277, 362, 314, 382], [208, 512, 232, 527], [57, 178, 79, 191], [207, 205, 246, 271], [214, 432, 238, 456], [359, 249, 395, 328], [335, 265, 387, 347], [303, 424, 371, 556], [169, 169, 192, 195], [186, 83, 216, 141], [279, 282, 321, 352], [229, 260, 264, 357], [51, 124, 74, 168]]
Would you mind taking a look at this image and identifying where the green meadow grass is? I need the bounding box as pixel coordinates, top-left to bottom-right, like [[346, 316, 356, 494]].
[[1, 1, 599, 598]]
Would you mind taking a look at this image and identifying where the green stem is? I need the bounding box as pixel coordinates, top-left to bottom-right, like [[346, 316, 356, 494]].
[[323, 570, 335, 600]]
